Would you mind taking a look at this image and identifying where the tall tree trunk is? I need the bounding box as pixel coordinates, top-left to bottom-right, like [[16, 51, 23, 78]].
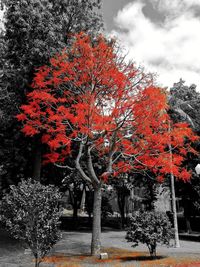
[[170, 170, 180, 247], [185, 217, 192, 233], [168, 121, 180, 248], [80, 187, 86, 212], [32, 139, 42, 181], [91, 184, 102, 255], [118, 195, 125, 229], [73, 191, 78, 229], [183, 198, 192, 233], [35, 256, 40, 267]]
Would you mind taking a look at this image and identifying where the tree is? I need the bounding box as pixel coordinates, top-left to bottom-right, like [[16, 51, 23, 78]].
[[169, 79, 200, 131], [62, 171, 85, 228], [17, 33, 197, 255], [112, 174, 133, 228], [169, 79, 200, 239], [0, 0, 103, 183], [126, 211, 174, 257], [133, 172, 159, 211], [0, 179, 62, 267]]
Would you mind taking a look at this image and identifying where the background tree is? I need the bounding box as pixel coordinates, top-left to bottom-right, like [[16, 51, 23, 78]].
[[169, 79, 200, 130], [134, 172, 159, 211], [17, 33, 197, 255], [0, 0, 103, 185], [111, 174, 133, 228], [62, 171, 85, 228], [169, 79, 200, 234]]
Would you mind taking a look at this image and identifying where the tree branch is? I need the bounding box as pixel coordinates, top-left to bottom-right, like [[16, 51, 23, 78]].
[[75, 142, 92, 184], [54, 163, 74, 170], [87, 146, 100, 186]]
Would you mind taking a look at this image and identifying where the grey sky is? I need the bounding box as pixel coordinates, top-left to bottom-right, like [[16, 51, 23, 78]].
[[102, 0, 165, 31], [102, 0, 132, 31], [102, 0, 200, 89], [0, 0, 199, 89]]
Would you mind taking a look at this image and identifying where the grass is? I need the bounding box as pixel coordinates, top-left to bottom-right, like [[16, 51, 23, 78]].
[[42, 247, 200, 267], [1, 229, 200, 267]]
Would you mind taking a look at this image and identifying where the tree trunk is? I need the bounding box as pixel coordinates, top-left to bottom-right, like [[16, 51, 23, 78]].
[[32, 143, 41, 181], [80, 187, 86, 212], [117, 193, 126, 229], [148, 243, 156, 258], [91, 184, 102, 255], [73, 199, 78, 219], [168, 121, 180, 248], [35, 257, 40, 267], [170, 170, 180, 248], [73, 193, 78, 229], [183, 198, 192, 233], [185, 217, 192, 233], [119, 199, 125, 229]]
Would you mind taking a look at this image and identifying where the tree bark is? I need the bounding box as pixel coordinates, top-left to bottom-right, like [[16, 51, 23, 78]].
[[149, 242, 156, 258], [183, 198, 192, 233], [170, 170, 180, 248], [32, 141, 42, 181], [35, 257, 40, 267], [185, 217, 192, 233], [168, 121, 180, 248], [91, 184, 102, 255], [118, 195, 126, 229], [73, 194, 78, 229]]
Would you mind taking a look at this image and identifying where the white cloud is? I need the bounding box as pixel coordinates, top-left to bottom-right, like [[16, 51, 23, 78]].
[[152, 0, 200, 15], [111, 0, 200, 90]]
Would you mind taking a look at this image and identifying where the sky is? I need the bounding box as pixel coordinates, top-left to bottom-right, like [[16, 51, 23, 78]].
[[102, 0, 200, 90], [0, 1, 199, 90]]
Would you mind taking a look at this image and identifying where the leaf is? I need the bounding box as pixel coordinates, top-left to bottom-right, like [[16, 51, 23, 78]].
[[21, 125, 39, 136]]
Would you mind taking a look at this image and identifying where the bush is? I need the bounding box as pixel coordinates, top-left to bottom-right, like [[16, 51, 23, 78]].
[[0, 179, 62, 267], [126, 211, 174, 257]]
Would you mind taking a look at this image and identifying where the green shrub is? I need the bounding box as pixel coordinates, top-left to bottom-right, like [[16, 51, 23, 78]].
[[0, 179, 62, 267], [126, 211, 174, 257]]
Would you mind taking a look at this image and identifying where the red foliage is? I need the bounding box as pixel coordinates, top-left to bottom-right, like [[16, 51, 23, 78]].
[[17, 32, 198, 182]]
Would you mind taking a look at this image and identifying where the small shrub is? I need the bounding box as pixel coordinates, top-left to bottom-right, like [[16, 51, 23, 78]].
[[0, 179, 62, 267], [126, 211, 174, 257]]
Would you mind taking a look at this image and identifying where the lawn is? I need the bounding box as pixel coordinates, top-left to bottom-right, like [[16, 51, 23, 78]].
[[1, 229, 200, 267], [43, 247, 200, 267]]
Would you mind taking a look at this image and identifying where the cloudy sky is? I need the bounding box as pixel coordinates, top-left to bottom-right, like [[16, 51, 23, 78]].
[[102, 0, 200, 90], [1, 1, 199, 90]]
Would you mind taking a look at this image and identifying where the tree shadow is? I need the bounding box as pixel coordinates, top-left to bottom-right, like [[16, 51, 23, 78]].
[[121, 255, 167, 261]]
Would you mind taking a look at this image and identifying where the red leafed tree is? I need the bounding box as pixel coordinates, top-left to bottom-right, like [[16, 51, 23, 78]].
[[16, 33, 198, 255]]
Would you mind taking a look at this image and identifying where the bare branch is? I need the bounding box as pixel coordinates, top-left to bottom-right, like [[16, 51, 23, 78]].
[[75, 142, 92, 184], [54, 163, 74, 170], [87, 146, 100, 186]]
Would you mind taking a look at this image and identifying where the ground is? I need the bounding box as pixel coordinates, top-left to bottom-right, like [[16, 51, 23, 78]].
[[1, 229, 200, 267]]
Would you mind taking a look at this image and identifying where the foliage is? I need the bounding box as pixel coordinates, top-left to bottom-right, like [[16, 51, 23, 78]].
[[1, 0, 103, 91], [126, 211, 174, 257], [16, 32, 198, 254], [0, 179, 62, 267], [169, 79, 200, 233], [17, 33, 197, 182], [0, 0, 103, 186], [169, 78, 200, 131]]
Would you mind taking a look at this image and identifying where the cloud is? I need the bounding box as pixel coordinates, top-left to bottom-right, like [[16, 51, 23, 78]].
[[111, 0, 200, 89], [152, 0, 200, 15]]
